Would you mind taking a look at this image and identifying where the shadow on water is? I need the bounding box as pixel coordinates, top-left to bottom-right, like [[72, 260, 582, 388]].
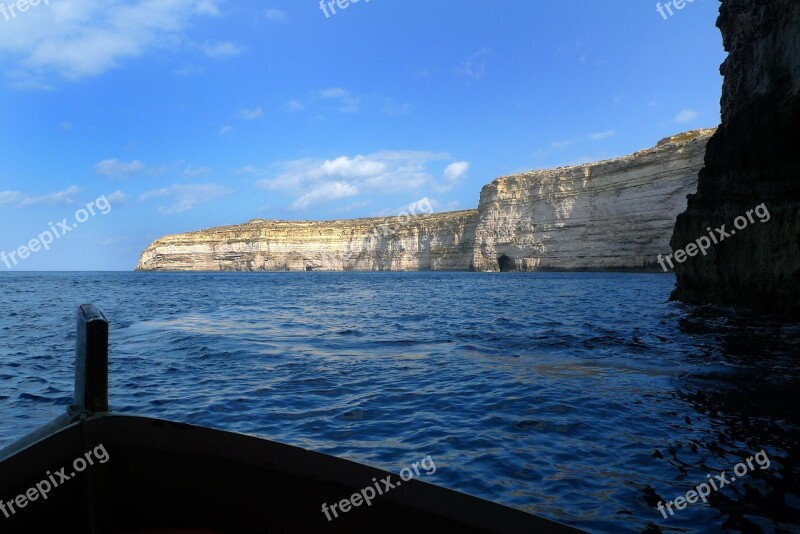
[[655, 307, 800, 532]]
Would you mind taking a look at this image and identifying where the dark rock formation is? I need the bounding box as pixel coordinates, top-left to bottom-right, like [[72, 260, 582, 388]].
[[670, 0, 800, 317]]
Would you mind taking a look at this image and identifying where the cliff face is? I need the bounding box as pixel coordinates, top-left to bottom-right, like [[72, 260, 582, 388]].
[[136, 130, 713, 273], [471, 130, 714, 271], [670, 0, 800, 315], [136, 210, 478, 272]]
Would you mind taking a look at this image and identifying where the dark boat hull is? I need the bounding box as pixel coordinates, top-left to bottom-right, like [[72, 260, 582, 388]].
[[0, 413, 581, 533], [0, 304, 583, 533]]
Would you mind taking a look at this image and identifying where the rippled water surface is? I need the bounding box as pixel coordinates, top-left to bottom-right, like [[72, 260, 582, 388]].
[[0, 272, 798, 533]]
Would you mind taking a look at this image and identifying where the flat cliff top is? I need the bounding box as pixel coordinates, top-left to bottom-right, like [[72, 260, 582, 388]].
[[488, 127, 716, 185], [147, 209, 480, 245], [140, 127, 714, 258]]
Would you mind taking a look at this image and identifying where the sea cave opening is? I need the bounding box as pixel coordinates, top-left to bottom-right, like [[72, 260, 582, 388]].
[[497, 255, 516, 272]]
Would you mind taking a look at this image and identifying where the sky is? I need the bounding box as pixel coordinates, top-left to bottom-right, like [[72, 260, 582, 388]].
[[0, 0, 725, 271]]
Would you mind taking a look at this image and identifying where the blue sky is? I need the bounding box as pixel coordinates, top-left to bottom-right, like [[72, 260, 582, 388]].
[[0, 0, 724, 271]]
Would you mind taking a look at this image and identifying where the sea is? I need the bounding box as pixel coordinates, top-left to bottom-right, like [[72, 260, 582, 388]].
[[0, 272, 798, 533]]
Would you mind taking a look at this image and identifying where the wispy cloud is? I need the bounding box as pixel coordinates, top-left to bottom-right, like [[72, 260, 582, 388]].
[[195, 0, 220, 16], [139, 183, 232, 214], [183, 165, 211, 177], [589, 130, 616, 140], [264, 8, 287, 23], [675, 109, 699, 123], [174, 65, 205, 76], [457, 48, 491, 79], [316, 88, 362, 113], [550, 140, 575, 149], [0, 0, 224, 85], [533, 139, 577, 158], [239, 107, 264, 120], [285, 88, 364, 114], [383, 99, 411, 115], [533, 131, 615, 159], [286, 88, 407, 115], [94, 159, 146, 179], [219, 125, 233, 136], [201, 41, 244, 59], [292, 182, 359, 210], [0, 191, 24, 208], [107, 190, 129, 204], [285, 99, 305, 112], [0, 186, 82, 208]]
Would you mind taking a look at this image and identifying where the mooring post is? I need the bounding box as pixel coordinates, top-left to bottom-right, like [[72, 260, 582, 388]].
[[71, 304, 109, 415], [0, 305, 110, 460]]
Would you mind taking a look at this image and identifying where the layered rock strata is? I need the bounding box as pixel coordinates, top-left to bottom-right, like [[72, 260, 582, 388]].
[[137, 129, 714, 272], [136, 211, 478, 272], [670, 0, 800, 316], [471, 129, 714, 271]]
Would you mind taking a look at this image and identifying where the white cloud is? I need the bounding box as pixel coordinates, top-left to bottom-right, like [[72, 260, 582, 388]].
[[195, 0, 220, 16], [550, 140, 575, 149], [457, 48, 491, 79], [174, 65, 205, 76], [0, 0, 224, 84], [0, 191, 24, 207], [533, 139, 577, 158], [320, 156, 388, 177], [292, 182, 358, 210], [94, 159, 145, 179], [316, 88, 362, 113], [589, 130, 616, 140], [201, 41, 243, 59], [21, 185, 82, 207], [107, 190, 129, 203], [239, 107, 264, 120], [183, 165, 211, 177], [444, 161, 469, 182], [285, 99, 305, 112], [287, 88, 407, 115], [0, 185, 82, 208], [139, 183, 232, 214], [675, 109, 699, 123], [264, 8, 287, 22], [435, 161, 470, 192], [219, 125, 233, 136], [383, 100, 411, 115], [258, 151, 459, 210]]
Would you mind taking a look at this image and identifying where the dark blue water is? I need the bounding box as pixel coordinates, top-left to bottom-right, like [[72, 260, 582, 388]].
[[0, 272, 798, 533]]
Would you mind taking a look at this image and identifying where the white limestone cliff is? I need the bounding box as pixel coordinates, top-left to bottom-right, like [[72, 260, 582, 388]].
[[136, 129, 714, 272]]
